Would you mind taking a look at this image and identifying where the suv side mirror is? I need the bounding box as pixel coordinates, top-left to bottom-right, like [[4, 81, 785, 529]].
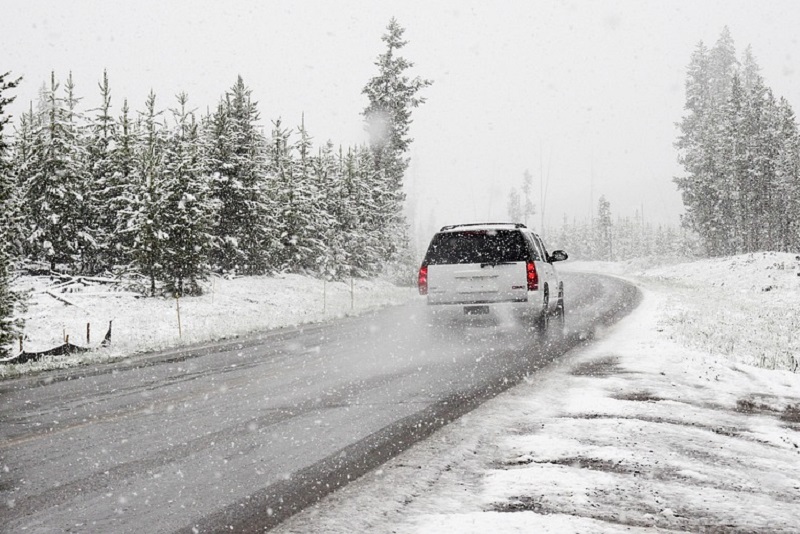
[[550, 250, 568, 262]]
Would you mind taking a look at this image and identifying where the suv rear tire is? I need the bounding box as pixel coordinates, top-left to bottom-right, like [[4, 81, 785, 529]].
[[555, 283, 566, 330], [535, 289, 549, 335]]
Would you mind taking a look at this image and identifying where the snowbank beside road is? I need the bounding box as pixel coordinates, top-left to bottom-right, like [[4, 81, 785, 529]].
[[1, 274, 415, 378], [274, 253, 800, 533], [567, 252, 800, 372]]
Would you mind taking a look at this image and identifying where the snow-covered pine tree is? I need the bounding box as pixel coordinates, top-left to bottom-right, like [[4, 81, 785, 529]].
[[7, 105, 34, 260], [205, 76, 275, 275], [84, 70, 119, 272], [675, 29, 800, 256], [521, 169, 536, 228], [595, 196, 613, 261], [310, 141, 343, 279], [127, 90, 166, 295], [267, 119, 298, 271], [751, 86, 780, 251], [288, 115, 327, 272], [336, 146, 368, 276], [159, 93, 215, 296], [266, 118, 324, 273], [0, 71, 24, 357], [507, 187, 522, 223], [675, 41, 711, 252], [21, 72, 89, 272], [362, 18, 431, 266], [676, 30, 739, 256], [708, 27, 738, 108], [108, 98, 137, 268], [507, 170, 536, 227], [774, 97, 800, 251], [61, 73, 101, 273], [354, 144, 386, 275]]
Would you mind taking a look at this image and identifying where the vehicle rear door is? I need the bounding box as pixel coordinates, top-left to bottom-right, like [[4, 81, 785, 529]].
[[424, 230, 529, 305]]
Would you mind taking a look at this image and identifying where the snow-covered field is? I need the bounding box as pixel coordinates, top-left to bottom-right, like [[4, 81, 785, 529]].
[[0, 273, 415, 378], [273, 252, 800, 533]]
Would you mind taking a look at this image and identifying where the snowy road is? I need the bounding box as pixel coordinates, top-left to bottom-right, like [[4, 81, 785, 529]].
[[0, 272, 638, 533]]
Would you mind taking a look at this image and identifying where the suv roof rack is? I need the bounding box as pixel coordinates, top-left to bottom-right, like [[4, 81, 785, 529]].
[[439, 222, 527, 232]]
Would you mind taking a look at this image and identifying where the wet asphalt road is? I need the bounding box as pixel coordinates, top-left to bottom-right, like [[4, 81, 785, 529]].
[[0, 272, 639, 533]]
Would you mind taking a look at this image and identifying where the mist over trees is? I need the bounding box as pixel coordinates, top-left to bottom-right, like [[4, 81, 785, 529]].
[[507, 170, 536, 229], [675, 27, 800, 256], [547, 196, 697, 262], [1, 19, 429, 299]]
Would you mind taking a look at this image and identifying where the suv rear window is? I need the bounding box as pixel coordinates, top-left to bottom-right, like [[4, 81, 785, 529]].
[[424, 230, 530, 265]]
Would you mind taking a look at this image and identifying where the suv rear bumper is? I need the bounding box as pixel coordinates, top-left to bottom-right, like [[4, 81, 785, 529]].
[[425, 298, 542, 323]]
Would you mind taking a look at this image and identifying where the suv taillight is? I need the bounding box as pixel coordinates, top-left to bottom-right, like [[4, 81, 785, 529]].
[[418, 265, 428, 295], [526, 261, 538, 291]]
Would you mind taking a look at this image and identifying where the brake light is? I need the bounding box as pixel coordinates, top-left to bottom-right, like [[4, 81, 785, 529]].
[[526, 261, 538, 290], [418, 265, 428, 295]]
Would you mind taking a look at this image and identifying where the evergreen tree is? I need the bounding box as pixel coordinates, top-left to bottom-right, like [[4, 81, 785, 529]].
[[7, 105, 34, 260], [337, 146, 377, 277], [21, 72, 89, 271], [595, 196, 613, 261], [266, 116, 330, 273], [159, 93, 215, 295], [108, 98, 137, 267], [675, 41, 712, 250], [521, 169, 536, 228], [127, 90, 166, 295], [362, 18, 431, 263], [334, 144, 386, 277], [507, 170, 536, 226], [0, 71, 24, 357], [206, 76, 275, 274], [774, 97, 800, 250], [708, 26, 738, 107], [676, 28, 800, 256], [84, 70, 118, 271], [310, 141, 343, 278], [267, 119, 299, 271], [507, 187, 522, 222]]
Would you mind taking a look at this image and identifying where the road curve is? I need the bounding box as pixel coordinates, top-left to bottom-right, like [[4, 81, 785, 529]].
[[0, 272, 639, 533]]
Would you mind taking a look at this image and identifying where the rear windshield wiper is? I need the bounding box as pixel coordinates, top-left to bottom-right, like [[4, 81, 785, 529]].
[[480, 261, 515, 268]]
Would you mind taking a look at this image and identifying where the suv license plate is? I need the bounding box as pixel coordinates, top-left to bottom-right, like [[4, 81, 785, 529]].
[[464, 305, 489, 315]]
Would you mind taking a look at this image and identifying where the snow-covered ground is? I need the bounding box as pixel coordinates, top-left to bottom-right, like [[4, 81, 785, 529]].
[[0, 273, 415, 378], [4, 253, 800, 531], [273, 252, 800, 533]]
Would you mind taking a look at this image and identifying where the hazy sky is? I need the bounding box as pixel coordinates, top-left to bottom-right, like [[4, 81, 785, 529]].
[[5, 0, 800, 245]]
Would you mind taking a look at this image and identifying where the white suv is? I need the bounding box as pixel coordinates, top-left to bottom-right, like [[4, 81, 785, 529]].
[[417, 223, 568, 332]]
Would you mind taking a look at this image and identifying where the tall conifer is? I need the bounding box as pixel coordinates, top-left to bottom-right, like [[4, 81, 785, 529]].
[[362, 18, 431, 264]]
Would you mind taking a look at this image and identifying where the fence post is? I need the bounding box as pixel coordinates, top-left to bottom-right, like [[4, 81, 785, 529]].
[[87, 322, 91, 345]]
